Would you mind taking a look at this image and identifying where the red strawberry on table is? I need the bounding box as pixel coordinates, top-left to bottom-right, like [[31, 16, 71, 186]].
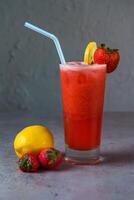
[[18, 153, 39, 172], [38, 148, 63, 170], [94, 44, 120, 73]]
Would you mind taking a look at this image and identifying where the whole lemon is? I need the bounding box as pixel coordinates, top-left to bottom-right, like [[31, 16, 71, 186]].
[[14, 125, 54, 158]]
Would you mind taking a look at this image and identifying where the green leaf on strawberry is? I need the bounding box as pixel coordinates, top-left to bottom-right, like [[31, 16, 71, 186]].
[[38, 148, 63, 170], [18, 153, 39, 172]]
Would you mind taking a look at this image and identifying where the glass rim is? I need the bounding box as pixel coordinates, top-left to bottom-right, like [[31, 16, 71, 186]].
[[60, 61, 106, 70]]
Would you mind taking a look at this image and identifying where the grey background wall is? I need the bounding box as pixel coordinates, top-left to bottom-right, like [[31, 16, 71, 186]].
[[0, 0, 133, 113]]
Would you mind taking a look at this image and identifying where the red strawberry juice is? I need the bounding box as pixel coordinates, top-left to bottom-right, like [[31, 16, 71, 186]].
[[60, 62, 106, 151]]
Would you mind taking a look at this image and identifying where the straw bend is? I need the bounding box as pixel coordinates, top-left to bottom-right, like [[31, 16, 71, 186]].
[[24, 22, 66, 64]]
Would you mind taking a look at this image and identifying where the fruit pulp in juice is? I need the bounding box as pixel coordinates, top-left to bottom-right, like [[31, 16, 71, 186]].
[[60, 62, 106, 150]]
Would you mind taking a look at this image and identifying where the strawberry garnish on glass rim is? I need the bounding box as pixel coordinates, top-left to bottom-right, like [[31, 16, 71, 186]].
[[94, 43, 120, 73]]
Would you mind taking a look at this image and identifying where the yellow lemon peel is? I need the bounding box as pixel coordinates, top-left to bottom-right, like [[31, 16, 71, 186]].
[[14, 125, 54, 158]]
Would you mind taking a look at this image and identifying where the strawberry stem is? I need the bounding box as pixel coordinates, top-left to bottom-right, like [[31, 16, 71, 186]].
[[100, 43, 105, 48], [99, 43, 119, 52], [19, 156, 32, 171], [46, 148, 59, 164], [113, 48, 119, 51], [107, 47, 119, 52]]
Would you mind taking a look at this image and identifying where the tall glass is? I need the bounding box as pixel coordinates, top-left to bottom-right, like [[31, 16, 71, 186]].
[[60, 62, 106, 164]]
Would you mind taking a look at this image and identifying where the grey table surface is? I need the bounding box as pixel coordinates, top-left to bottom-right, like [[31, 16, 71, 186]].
[[0, 112, 134, 200]]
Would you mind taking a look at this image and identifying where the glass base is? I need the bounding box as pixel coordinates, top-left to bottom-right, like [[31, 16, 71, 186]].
[[64, 146, 103, 165]]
